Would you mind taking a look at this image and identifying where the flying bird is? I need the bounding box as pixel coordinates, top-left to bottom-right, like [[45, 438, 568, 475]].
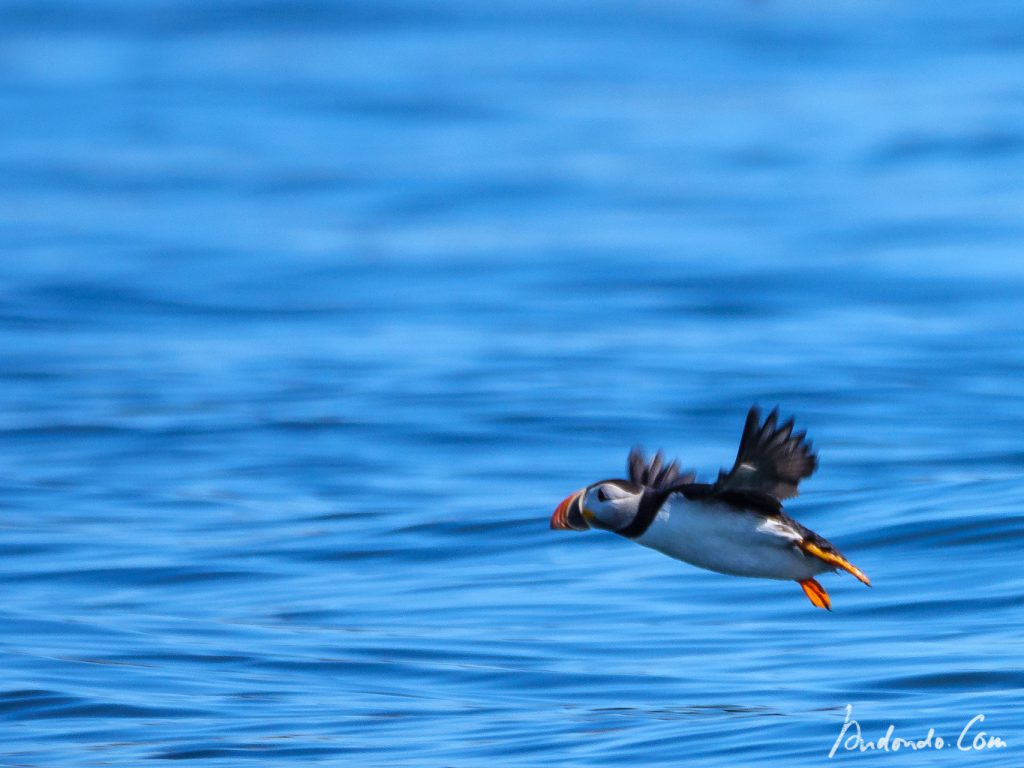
[[550, 406, 870, 610]]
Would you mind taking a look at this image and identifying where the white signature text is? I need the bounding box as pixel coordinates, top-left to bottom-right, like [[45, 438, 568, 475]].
[[829, 705, 1007, 758]]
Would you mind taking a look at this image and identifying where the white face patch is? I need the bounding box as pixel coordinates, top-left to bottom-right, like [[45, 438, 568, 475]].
[[583, 483, 641, 530], [600, 484, 632, 501]]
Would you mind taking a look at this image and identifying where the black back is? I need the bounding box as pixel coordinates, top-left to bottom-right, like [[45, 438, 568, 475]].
[[613, 407, 816, 539]]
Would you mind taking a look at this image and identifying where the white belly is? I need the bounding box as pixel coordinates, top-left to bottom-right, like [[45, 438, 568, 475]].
[[634, 497, 828, 581]]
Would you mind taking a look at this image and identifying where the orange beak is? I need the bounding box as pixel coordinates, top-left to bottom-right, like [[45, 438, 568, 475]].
[[550, 489, 589, 531]]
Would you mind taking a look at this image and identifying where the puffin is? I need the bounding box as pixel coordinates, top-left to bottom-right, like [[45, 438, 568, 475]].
[[549, 406, 870, 610]]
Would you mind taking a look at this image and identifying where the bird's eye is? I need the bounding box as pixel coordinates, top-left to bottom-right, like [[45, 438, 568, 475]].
[[596, 487, 609, 502]]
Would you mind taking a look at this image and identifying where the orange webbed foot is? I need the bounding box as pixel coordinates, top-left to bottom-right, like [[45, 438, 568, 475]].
[[798, 541, 871, 587], [798, 578, 832, 610]]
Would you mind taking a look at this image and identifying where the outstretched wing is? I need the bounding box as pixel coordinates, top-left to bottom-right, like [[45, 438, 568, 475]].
[[627, 447, 695, 491], [714, 406, 817, 500]]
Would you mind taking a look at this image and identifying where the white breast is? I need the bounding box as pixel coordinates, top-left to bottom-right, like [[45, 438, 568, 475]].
[[634, 495, 828, 581]]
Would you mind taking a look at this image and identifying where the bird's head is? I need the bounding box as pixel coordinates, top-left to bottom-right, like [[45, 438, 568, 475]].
[[550, 448, 690, 535], [550, 480, 642, 532]]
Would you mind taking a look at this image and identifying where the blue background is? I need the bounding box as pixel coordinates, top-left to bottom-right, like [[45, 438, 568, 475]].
[[1, 1, 1022, 765]]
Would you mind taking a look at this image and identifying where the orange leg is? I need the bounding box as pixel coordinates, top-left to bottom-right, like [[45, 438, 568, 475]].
[[798, 578, 832, 610], [798, 541, 871, 587]]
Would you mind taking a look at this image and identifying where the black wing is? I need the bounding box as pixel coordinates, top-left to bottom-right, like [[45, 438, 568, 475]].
[[714, 406, 817, 501], [627, 447, 695, 491]]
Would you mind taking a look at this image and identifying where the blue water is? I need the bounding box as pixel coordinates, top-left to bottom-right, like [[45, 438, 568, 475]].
[[2, 1, 1024, 765]]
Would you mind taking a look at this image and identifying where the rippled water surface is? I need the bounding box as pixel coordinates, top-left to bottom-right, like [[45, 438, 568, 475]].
[[2, 1, 1024, 765]]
